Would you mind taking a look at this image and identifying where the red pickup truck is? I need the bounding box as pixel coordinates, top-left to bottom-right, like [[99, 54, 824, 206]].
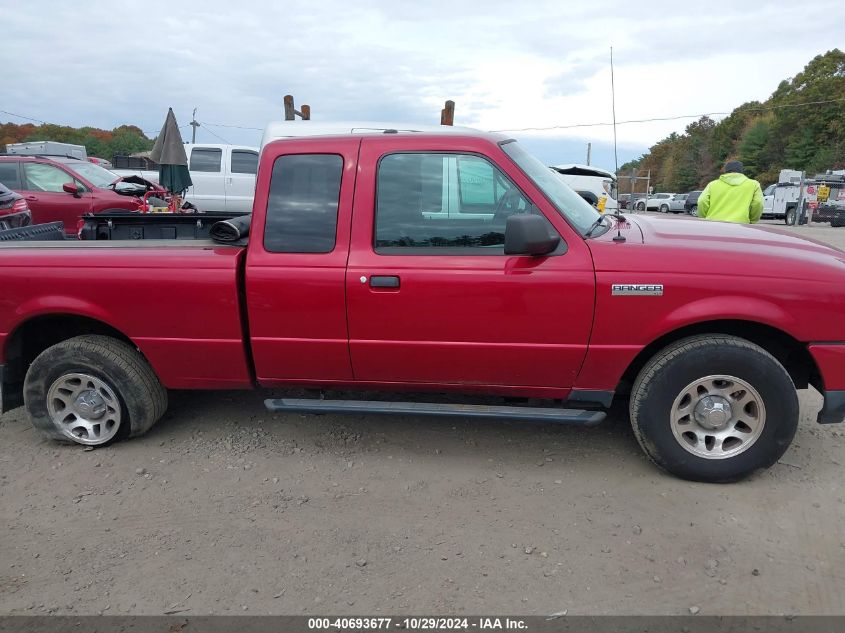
[[1, 132, 844, 482]]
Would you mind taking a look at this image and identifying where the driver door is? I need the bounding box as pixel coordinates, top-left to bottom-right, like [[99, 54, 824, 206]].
[[345, 142, 596, 392]]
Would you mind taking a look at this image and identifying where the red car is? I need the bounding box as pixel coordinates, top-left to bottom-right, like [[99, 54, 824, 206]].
[[0, 182, 32, 231], [1, 131, 844, 483], [0, 155, 155, 234]]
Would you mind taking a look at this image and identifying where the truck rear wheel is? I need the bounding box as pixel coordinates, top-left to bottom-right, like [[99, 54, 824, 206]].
[[23, 335, 167, 446], [785, 207, 796, 225], [629, 335, 798, 482]]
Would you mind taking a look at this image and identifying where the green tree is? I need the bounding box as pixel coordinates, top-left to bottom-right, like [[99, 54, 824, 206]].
[[616, 49, 845, 192], [737, 118, 771, 178]]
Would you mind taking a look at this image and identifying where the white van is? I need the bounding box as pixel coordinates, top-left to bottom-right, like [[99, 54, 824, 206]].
[[549, 164, 618, 213], [111, 143, 259, 213]]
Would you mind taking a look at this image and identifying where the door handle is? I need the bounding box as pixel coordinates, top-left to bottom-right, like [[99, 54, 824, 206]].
[[26, 196, 37, 201], [369, 275, 400, 288]]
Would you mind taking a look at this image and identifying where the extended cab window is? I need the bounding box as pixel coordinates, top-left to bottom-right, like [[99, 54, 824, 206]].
[[190, 148, 222, 172], [231, 150, 259, 175], [264, 154, 343, 253], [375, 152, 547, 253]]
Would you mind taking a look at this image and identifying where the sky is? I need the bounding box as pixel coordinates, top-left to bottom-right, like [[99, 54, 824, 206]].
[[2, 0, 844, 170]]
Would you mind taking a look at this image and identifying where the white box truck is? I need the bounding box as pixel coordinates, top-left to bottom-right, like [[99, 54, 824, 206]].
[[4, 141, 87, 160]]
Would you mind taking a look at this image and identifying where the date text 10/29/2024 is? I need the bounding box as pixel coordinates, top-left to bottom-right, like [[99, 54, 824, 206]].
[[308, 618, 528, 630]]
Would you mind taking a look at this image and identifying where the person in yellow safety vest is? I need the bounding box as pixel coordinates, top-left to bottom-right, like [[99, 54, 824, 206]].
[[697, 160, 764, 224]]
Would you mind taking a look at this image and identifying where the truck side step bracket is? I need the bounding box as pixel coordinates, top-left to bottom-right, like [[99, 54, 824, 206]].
[[264, 398, 606, 426]]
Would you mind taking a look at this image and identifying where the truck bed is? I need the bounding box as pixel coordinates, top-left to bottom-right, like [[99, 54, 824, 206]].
[[0, 241, 251, 390], [79, 211, 246, 241]]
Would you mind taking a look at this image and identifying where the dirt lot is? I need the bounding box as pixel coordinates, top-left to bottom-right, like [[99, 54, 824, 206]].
[[2, 218, 845, 617]]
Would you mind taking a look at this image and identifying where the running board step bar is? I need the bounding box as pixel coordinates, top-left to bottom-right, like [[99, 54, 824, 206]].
[[264, 398, 606, 426]]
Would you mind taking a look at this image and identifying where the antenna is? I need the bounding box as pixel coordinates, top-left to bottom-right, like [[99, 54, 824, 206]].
[[610, 46, 626, 243]]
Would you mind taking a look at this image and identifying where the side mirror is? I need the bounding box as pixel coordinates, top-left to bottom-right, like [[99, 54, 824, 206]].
[[62, 182, 80, 196], [504, 214, 560, 256]]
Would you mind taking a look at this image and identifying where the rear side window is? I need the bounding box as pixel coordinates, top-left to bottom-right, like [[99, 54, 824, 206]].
[[231, 150, 259, 175], [190, 148, 222, 172], [0, 162, 21, 190], [264, 154, 343, 253]]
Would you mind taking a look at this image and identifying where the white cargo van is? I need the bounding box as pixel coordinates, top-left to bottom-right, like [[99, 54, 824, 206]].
[[111, 143, 258, 213]]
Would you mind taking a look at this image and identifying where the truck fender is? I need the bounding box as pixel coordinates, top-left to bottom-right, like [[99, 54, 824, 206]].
[[652, 295, 799, 341], [11, 295, 121, 332]]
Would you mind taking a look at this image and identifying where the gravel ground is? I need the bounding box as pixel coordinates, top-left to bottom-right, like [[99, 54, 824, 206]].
[[1, 217, 844, 616]]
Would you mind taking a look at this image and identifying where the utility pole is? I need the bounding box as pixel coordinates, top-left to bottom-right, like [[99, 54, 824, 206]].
[[630, 168, 636, 206], [624, 168, 651, 211], [586, 143, 592, 166], [190, 108, 200, 144]]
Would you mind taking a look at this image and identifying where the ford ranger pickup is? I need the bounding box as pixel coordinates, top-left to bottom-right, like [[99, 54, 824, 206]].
[[1, 132, 844, 482]]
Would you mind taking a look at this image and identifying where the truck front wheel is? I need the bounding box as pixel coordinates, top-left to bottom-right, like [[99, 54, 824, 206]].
[[23, 335, 167, 446], [629, 335, 798, 482]]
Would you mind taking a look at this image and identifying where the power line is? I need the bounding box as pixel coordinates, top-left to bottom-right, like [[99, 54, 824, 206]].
[[490, 96, 845, 133], [197, 122, 232, 144], [202, 121, 263, 131], [0, 109, 48, 124]]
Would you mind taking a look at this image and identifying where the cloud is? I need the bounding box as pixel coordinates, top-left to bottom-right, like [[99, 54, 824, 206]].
[[2, 0, 844, 162]]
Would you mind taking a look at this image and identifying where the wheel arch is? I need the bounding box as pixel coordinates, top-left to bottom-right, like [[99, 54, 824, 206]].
[[2, 313, 139, 412], [617, 319, 820, 395]]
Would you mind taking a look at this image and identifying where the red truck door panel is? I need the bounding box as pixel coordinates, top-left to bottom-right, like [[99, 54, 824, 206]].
[[345, 138, 595, 391], [245, 137, 360, 384]]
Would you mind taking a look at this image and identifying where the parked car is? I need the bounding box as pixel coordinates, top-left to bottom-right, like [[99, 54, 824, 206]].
[[659, 193, 688, 214], [617, 193, 631, 209], [111, 143, 259, 213], [2, 130, 845, 484], [0, 155, 158, 234], [88, 157, 113, 169], [630, 193, 647, 209], [0, 182, 32, 231], [685, 190, 703, 215], [634, 192, 675, 211]]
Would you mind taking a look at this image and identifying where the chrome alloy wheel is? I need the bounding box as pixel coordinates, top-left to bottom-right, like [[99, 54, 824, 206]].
[[670, 375, 766, 459], [46, 373, 122, 445]]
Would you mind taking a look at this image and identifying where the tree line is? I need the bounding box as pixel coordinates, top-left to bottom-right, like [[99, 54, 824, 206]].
[[618, 49, 845, 193], [0, 122, 153, 160]]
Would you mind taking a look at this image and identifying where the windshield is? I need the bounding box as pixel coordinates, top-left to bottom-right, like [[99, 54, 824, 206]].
[[500, 140, 602, 236], [67, 161, 121, 188]]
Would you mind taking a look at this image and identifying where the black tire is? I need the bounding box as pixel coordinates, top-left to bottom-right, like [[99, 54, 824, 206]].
[[690, 204, 698, 216], [23, 335, 167, 445], [660, 204, 669, 213], [636, 202, 645, 211], [785, 207, 796, 225], [629, 335, 798, 483], [831, 216, 845, 228]]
